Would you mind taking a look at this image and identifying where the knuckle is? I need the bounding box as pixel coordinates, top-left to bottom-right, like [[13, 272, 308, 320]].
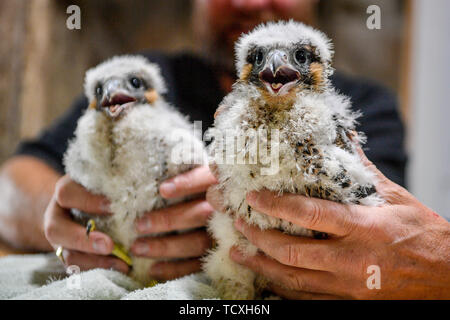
[[153, 238, 168, 255], [159, 211, 173, 231], [304, 201, 323, 229], [340, 206, 360, 235], [281, 243, 299, 266], [354, 211, 384, 238], [268, 196, 281, 217], [384, 185, 410, 204], [284, 271, 305, 291]]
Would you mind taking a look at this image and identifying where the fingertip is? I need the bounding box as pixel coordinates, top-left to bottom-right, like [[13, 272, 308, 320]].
[[111, 259, 130, 274], [246, 191, 258, 206], [209, 163, 219, 179], [135, 216, 152, 234], [200, 200, 214, 215], [90, 231, 114, 255], [159, 181, 176, 198], [130, 240, 149, 256], [246, 189, 275, 208], [206, 186, 224, 212], [234, 218, 245, 231], [229, 245, 245, 263]]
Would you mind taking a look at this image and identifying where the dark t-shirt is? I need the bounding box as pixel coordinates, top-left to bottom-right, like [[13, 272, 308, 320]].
[[15, 52, 407, 186]]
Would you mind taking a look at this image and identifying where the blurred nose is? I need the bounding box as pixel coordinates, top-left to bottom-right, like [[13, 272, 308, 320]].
[[231, 0, 272, 10]]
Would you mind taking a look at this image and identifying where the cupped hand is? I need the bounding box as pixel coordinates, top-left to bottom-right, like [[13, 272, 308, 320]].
[[209, 150, 450, 299], [44, 175, 129, 273], [131, 165, 218, 281]]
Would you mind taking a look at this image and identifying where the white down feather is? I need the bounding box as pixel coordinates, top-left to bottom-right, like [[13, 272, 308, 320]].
[[64, 102, 206, 284], [203, 21, 384, 299]]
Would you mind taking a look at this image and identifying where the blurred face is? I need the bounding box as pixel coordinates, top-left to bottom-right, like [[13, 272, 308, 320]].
[[194, 0, 318, 70]]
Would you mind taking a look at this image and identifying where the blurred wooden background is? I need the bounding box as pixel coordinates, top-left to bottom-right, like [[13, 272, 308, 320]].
[[0, 0, 407, 164]]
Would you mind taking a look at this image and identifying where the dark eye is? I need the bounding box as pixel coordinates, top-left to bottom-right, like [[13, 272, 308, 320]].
[[95, 84, 103, 96], [130, 77, 142, 88], [294, 49, 309, 64], [255, 49, 264, 66]]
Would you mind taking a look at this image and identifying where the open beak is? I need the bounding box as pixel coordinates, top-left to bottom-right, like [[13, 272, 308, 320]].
[[100, 80, 136, 118], [101, 93, 136, 118], [259, 50, 300, 95]]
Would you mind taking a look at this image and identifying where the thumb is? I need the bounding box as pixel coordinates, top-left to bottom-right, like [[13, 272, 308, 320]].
[[355, 147, 389, 187], [356, 147, 413, 205]]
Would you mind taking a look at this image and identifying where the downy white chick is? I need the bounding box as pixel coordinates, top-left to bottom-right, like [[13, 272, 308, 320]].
[[64, 55, 206, 285], [203, 21, 384, 299]]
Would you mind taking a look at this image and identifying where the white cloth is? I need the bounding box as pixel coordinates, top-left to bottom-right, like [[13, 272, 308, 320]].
[[0, 254, 219, 300]]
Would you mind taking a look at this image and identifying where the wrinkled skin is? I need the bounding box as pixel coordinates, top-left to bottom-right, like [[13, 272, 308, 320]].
[[206, 149, 450, 299]]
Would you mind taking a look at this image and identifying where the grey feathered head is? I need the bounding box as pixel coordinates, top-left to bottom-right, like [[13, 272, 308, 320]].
[[84, 55, 167, 119], [235, 20, 334, 96]]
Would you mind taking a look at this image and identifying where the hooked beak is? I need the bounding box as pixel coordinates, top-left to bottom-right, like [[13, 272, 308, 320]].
[[259, 50, 300, 95], [100, 79, 136, 118]]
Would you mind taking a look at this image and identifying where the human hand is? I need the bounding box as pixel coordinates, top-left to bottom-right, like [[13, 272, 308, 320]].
[[44, 175, 129, 273], [130, 165, 217, 281], [210, 151, 450, 299]]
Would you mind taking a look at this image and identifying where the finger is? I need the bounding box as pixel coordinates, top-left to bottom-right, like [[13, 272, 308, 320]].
[[230, 247, 340, 295], [149, 259, 202, 281], [209, 162, 220, 180], [44, 198, 114, 255], [267, 283, 343, 300], [131, 230, 212, 259], [234, 219, 337, 271], [246, 190, 370, 236], [206, 185, 226, 213], [55, 175, 111, 215], [159, 166, 217, 199], [355, 147, 390, 187], [61, 249, 129, 274], [136, 199, 213, 235], [355, 147, 413, 205]]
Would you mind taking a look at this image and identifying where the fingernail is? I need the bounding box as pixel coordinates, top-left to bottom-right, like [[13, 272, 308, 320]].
[[160, 182, 176, 197], [92, 238, 109, 254], [136, 217, 151, 234], [201, 201, 214, 214], [132, 242, 149, 255]]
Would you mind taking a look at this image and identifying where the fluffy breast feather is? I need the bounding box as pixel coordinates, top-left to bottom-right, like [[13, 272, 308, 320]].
[[209, 87, 383, 236], [64, 102, 206, 249]]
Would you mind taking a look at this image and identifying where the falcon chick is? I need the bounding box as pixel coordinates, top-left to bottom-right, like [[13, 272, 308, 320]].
[[203, 21, 384, 299], [64, 55, 205, 285]]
